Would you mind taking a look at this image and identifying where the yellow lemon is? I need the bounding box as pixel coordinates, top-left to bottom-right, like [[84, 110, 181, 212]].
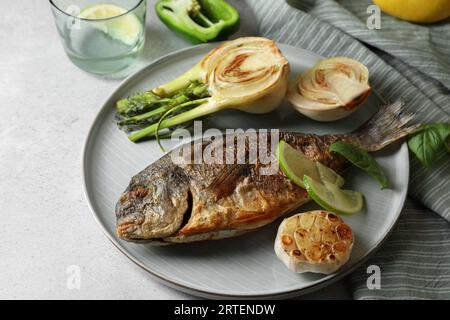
[[373, 0, 450, 23]]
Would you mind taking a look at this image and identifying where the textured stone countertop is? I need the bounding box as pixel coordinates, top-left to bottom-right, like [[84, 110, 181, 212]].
[[0, 0, 351, 299]]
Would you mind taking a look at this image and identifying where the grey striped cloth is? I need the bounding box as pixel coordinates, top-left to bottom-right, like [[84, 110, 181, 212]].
[[242, 0, 450, 299]]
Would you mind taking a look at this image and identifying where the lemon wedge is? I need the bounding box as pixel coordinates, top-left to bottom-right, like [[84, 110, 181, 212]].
[[373, 0, 450, 23], [78, 3, 142, 46]]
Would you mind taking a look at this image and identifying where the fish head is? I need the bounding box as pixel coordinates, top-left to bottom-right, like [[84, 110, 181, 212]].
[[115, 160, 191, 241]]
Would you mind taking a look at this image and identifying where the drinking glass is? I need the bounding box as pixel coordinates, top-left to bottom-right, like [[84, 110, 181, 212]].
[[49, 0, 146, 74]]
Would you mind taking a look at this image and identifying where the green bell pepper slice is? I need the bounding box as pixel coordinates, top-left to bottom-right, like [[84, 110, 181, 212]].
[[155, 0, 240, 44]]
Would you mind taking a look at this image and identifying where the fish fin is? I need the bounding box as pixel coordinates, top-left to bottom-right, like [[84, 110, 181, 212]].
[[349, 99, 422, 151], [207, 164, 248, 201]]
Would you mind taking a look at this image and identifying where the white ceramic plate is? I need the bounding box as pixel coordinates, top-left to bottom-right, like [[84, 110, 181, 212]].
[[82, 43, 408, 298]]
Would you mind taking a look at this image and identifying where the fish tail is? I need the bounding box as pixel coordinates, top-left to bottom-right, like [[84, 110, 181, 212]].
[[348, 100, 421, 151]]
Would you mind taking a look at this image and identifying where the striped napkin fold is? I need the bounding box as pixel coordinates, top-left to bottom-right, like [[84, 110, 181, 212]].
[[243, 0, 450, 299]]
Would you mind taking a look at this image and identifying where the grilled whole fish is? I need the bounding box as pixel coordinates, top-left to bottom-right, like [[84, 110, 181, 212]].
[[116, 101, 419, 243]]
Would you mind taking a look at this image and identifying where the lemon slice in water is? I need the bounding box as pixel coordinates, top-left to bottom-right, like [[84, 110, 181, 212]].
[[78, 3, 142, 46]]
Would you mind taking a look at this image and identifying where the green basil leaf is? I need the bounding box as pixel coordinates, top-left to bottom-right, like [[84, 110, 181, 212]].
[[330, 141, 389, 189], [407, 123, 450, 169]]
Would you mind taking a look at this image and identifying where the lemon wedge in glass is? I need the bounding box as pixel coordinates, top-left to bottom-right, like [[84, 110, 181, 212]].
[[78, 3, 143, 46]]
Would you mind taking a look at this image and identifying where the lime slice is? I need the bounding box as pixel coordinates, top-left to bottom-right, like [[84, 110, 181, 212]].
[[278, 140, 345, 189], [303, 175, 364, 215], [316, 161, 345, 188], [78, 3, 142, 46], [278, 140, 320, 188]]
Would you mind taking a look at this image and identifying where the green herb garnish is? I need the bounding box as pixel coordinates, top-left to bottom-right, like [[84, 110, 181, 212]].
[[407, 123, 450, 169], [330, 141, 389, 189]]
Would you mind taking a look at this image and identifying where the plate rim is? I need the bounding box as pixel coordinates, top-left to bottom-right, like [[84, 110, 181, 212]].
[[81, 42, 409, 299]]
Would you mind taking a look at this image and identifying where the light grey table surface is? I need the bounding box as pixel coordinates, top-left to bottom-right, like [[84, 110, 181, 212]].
[[0, 0, 351, 299]]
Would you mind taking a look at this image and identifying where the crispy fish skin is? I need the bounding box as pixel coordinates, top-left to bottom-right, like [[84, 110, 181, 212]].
[[116, 158, 190, 240], [116, 101, 420, 243]]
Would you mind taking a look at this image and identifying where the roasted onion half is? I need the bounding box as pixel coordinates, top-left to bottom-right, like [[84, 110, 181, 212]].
[[287, 57, 371, 122], [128, 37, 290, 142]]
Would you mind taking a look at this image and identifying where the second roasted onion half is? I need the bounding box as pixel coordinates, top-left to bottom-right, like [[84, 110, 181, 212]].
[[287, 57, 371, 122]]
